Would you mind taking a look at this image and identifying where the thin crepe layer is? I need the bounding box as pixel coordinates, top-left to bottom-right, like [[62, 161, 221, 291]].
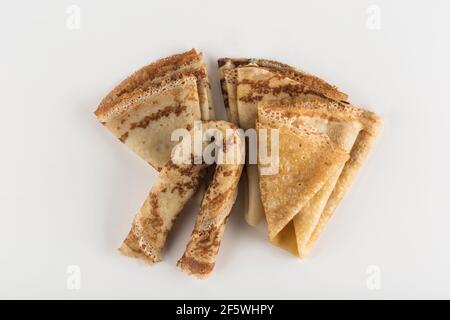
[[236, 66, 349, 226], [177, 121, 245, 278], [218, 57, 347, 124], [257, 122, 349, 244], [97, 76, 202, 171], [96, 48, 214, 123], [218, 59, 348, 227], [258, 102, 363, 257], [258, 95, 381, 256], [103, 78, 207, 264], [305, 128, 380, 255]]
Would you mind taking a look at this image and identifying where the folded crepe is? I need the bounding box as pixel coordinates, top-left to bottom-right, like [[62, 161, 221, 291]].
[[95, 50, 219, 265], [96, 76, 202, 171], [97, 48, 214, 128], [257, 120, 349, 255], [258, 97, 377, 257], [218, 58, 348, 227], [95, 49, 215, 170], [220, 60, 380, 257], [119, 120, 244, 267], [177, 121, 245, 278], [248, 75, 380, 257], [218, 57, 347, 125]]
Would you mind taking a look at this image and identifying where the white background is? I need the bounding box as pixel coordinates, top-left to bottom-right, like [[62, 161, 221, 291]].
[[1, 0, 449, 299]]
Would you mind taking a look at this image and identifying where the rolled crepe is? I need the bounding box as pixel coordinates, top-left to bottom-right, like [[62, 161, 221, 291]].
[[177, 121, 245, 278], [119, 161, 207, 263]]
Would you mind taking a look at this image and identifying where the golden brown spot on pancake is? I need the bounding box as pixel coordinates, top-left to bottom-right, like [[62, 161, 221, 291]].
[[171, 178, 200, 197], [177, 256, 214, 276], [191, 226, 222, 257], [119, 132, 129, 143], [123, 229, 141, 253], [129, 105, 187, 130], [222, 170, 232, 177], [139, 193, 164, 245]]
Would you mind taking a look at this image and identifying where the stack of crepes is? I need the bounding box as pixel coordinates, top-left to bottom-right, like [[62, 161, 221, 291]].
[[94, 49, 244, 278], [218, 58, 381, 258]]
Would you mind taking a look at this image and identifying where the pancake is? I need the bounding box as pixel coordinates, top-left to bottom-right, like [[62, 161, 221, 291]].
[[258, 100, 365, 257], [177, 121, 245, 278], [218, 57, 347, 124], [236, 66, 380, 257], [96, 76, 202, 171], [119, 161, 207, 263], [218, 59, 348, 227], [257, 121, 349, 255], [97, 48, 214, 124], [120, 120, 244, 268]]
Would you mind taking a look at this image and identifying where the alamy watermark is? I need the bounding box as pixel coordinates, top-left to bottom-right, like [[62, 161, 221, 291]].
[[170, 121, 280, 175], [366, 265, 381, 290], [66, 5, 81, 30], [66, 265, 81, 290], [366, 5, 381, 30]]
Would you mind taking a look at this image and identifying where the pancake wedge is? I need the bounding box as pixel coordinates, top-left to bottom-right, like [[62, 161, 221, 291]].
[[97, 48, 214, 124], [218, 58, 347, 121], [237, 66, 380, 257], [257, 121, 349, 253], [120, 120, 244, 267], [258, 100, 365, 257], [96, 76, 202, 171]]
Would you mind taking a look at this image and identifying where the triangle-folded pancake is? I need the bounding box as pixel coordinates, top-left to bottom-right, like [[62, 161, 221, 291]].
[[258, 99, 365, 257], [236, 66, 347, 226], [218, 57, 347, 125], [218, 59, 348, 227], [237, 66, 380, 257], [96, 48, 214, 125], [257, 93, 380, 256], [257, 121, 349, 254], [95, 76, 202, 171]]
